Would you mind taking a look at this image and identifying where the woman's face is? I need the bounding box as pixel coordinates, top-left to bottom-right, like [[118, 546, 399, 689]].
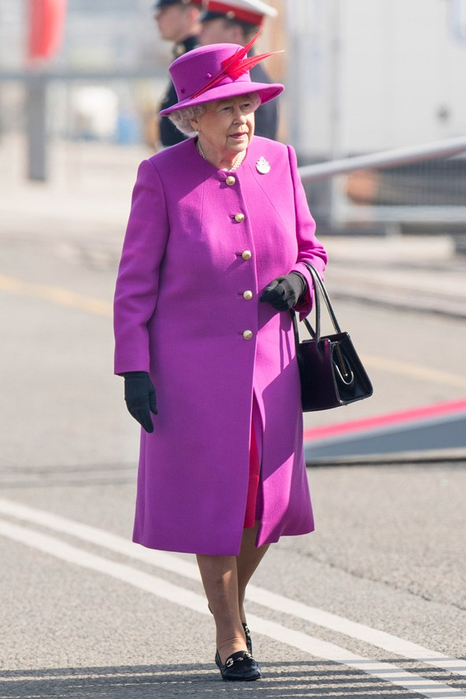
[[191, 94, 256, 157]]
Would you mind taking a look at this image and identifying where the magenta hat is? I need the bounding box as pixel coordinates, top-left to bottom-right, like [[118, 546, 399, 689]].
[[159, 40, 284, 116]]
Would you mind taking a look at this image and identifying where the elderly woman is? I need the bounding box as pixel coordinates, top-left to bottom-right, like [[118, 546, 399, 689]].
[[114, 38, 327, 682]]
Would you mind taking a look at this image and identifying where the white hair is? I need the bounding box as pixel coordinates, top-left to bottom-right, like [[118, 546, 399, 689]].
[[168, 104, 207, 137], [168, 92, 261, 136]]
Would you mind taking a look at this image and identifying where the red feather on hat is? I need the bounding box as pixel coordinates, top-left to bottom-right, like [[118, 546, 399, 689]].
[[190, 29, 280, 99]]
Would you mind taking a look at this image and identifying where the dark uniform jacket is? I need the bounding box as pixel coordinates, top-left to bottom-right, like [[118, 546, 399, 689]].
[[159, 35, 199, 147], [249, 62, 279, 140]]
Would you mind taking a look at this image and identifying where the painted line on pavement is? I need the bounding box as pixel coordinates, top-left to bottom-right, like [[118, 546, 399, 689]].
[[304, 399, 466, 442], [0, 274, 112, 316], [362, 353, 466, 390], [1, 273, 465, 389], [0, 498, 465, 680], [0, 517, 464, 699], [0, 669, 187, 684]]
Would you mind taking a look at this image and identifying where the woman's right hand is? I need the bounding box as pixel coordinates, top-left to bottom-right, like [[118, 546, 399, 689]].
[[123, 372, 157, 433], [260, 272, 307, 311]]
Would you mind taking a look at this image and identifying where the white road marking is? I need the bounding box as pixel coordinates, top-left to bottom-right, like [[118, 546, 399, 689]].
[[0, 498, 464, 680], [0, 669, 188, 684], [1, 517, 464, 698]]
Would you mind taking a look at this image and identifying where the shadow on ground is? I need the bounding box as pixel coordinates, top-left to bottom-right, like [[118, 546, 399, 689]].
[[1, 660, 457, 698]]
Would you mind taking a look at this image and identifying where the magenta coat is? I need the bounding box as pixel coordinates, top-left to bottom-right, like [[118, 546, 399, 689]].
[[114, 135, 327, 555]]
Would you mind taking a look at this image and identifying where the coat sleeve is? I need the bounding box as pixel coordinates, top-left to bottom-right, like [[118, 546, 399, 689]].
[[113, 159, 169, 374], [286, 144, 328, 318]]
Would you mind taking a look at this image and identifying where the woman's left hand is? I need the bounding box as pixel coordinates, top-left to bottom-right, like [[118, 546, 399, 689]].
[[260, 272, 307, 311], [123, 371, 158, 433]]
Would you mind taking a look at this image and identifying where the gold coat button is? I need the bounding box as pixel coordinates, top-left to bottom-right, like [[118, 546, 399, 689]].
[[234, 212, 245, 222], [243, 290, 253, 300], [226, 176, 236, 186], [241, 250, 252, 260], [243, 330, 253, 340]]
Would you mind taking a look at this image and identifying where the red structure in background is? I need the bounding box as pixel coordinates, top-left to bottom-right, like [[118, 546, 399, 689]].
[[28, 0, 67, 61]]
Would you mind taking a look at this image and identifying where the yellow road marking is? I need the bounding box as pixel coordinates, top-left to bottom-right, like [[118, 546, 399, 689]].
[[1, 273, 465, 388], [0, 273, 112, 316], [362, 354, 466, 389]]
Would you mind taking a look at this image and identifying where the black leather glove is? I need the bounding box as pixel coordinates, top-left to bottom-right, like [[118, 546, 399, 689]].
[[260, 272, 307, 311], [123, 371, 157, 433]]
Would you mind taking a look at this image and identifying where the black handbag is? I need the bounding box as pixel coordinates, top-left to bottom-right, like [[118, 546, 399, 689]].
[[291, 263, 373, 411]]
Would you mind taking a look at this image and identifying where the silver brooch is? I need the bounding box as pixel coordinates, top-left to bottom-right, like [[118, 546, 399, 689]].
[[256, 156, 271, 174]]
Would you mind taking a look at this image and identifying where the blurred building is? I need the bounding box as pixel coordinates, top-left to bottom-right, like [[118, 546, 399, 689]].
[[62, 0, 162, 72], [0, 0, 465, 181], [0, 0, 163, 72], [286, 0, 466, 160], [0, 0, 169, 144]]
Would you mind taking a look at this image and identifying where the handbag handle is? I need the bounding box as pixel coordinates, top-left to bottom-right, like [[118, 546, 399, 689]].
[[299, 262, 342, 341], [292, 263, 353, 383]]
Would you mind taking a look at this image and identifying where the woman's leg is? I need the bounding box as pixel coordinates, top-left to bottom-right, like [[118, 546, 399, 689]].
[[236, 522, 269, 622], [196, 524, 269, 662], [196, 553, 246, 664], [236, 400, 269, 621]]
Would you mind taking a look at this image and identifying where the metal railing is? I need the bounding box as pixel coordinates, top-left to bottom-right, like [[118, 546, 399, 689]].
[[298, 136, 466, 230], [298, 136, 466, 182]]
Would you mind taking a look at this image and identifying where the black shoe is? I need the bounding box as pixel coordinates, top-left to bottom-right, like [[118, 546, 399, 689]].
[[242, 622, 253, 655], [215, 650, 261, 681]]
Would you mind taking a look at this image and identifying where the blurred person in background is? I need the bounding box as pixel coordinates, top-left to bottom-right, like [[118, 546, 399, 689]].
[[114, 37, 327, 681], [154, 0, 203, 146], [199, 0, 279, 140]]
